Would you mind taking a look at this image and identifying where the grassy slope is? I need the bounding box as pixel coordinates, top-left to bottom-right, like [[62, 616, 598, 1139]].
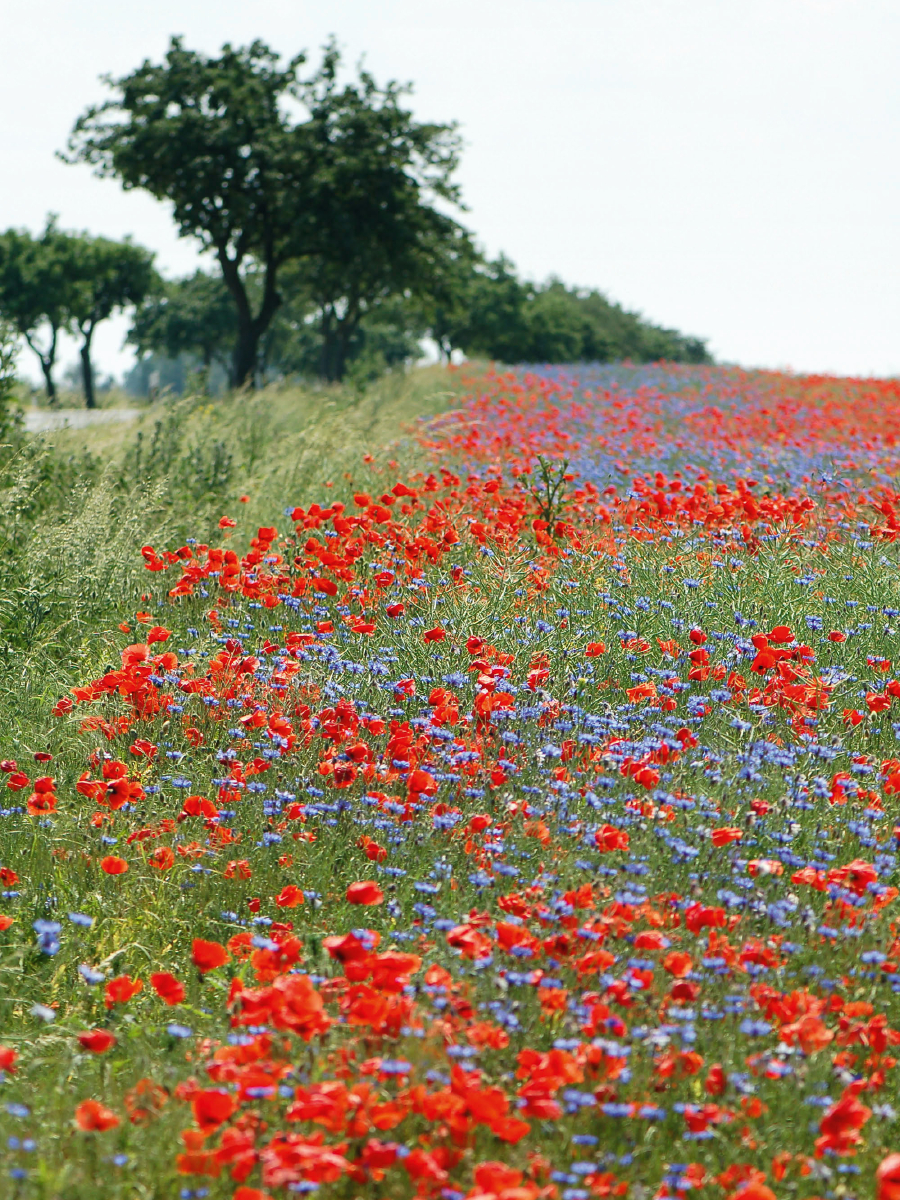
[[0, 367, 472, 751]]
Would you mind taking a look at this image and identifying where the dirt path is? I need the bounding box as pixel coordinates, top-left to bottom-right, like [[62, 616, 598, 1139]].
[[23, 407, 141, 433]]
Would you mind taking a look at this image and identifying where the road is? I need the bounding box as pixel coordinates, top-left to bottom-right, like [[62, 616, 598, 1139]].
[[23, 407, 141, 433]]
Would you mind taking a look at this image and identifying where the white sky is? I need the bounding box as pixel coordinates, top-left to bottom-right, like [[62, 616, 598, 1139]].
[[2, 0, 898, 383]]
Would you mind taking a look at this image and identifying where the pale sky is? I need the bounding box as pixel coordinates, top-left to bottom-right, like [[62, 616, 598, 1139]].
[[2, 0, 898, 383]]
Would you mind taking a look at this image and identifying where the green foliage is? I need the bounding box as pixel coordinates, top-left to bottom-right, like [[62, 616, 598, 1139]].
[[125, 403, 234, 502], [67, 37, 711, 384], [446, 262, 711, 365], [67, 37, 467, 386], [0, 317, 21, 441], [0, 222, 158, 406], [66, 235, 158, 408], [527, 454, 572, 528], [129, 271, 237, 382], [0, 218, 77, 401], [65, 37, 313, 386], [292, 53, 467, 381]]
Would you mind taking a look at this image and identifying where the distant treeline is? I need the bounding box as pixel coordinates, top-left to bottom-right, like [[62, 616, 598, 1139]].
[[0, 36, 710, 403], [125, 257, 710, 395]]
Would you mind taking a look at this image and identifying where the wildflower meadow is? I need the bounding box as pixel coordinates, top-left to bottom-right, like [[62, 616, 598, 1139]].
[[3, 364, 900, 1200]]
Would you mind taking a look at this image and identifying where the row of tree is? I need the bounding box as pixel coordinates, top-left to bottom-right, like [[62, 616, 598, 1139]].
[[126, 255, 709, 393], [0, 222, 154, 405], [0, 37, 710, 401]]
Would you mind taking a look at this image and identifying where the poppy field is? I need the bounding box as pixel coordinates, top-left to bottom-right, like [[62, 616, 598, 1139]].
[[4, 364, 900, 1200]]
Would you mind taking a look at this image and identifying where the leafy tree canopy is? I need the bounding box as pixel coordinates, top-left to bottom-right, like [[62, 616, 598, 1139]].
[[129, 271, 236, 380], [66, 37, 467, 385], [66, 235, 158, 407], [0, 219, 79, 401]]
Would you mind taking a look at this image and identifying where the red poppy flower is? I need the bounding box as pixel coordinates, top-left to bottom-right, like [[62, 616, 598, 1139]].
[[475, 1163, 523, 1192], [751, 649, 776, 673], [816, 1086, 871, 1156], [75, 1099, 120, 1132], [148, 846, 174, 870], [727, 1183, 776, 1200], [633, 930, 669, 951], [585, 641, 606, 656], [0, 1045, 18, 1072], [424, 626, 446, 642], [104, 974, 143, 1009], [877, 1154, 900, 1200], [121, 643, 150, 667], [224, 859, 253, 880], [323, 930, 377, 962], [346, 880, 384, 906], [27, 790, 57, 816], [192, 1087, 237, 1130], [77, 1029, 117, 1054], [768, 624, 794, 643], [711, 826, 743, 847], [124, 1077, 168, 1125], [704, 1064, 726, 1095], [408, 768, 437, 796], [275, 885, 304, 908], [663, 951, 693, 978], [150, 972, 185, 1005], [595, 824, 629, 853], [100, 856, 128, 876], [191, 939, 230, 973]]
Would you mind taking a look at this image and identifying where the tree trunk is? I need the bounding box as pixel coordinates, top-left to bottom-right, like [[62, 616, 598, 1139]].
[[319, 308, 333, 381], [24, 327, 58, 403], [217, 250, 281, 390], [40, 357, 57, 404], [319, 304, 359, 382], [333, 322, 352, 382], [232, 318, 259, 389], [331, 311, 359, 382], [80, 325, 95, 409]]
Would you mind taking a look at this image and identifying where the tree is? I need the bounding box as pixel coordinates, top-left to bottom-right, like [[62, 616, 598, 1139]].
[[66, 236, 157, 407], [294, 51, 468, 381], [65, 39, 312, 387], [442, 256, 530, 363], [445, 263, 712, 366], [129, 271, 236, 382], [0, 317, 21, 440], [65, 37, 467, 386], [0, 219, 76, 402]]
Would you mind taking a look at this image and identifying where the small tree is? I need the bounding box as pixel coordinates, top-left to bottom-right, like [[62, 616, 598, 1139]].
[[0, 317, 21, 440], [67, 235, 157, 407], [0, 219, 76, 402], [448, 256, 530, 363], [129, 271, 236, 383], [65, 38, 311, 388]]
